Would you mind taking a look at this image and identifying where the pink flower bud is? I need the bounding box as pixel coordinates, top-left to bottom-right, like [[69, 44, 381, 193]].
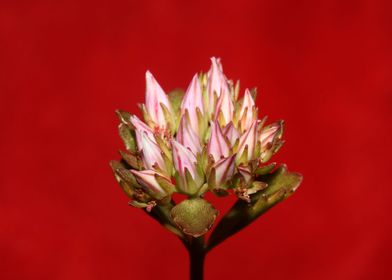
[[181, 74, 204, 133], [222, 122, 240, 146], [213, 154, 236, 187], [140, 132, 167, 174], [145, 71, 173, 129], [259, 122, 282, 150], [171, 140, 198, 179], [130, 169, 168, 198], [215, 85, 234, 125], [207, 122, 231, 162], [177, 114, 202, 155], [130, 115, 155, 150], [207, 57, 230, 115], [236, 121, 258, 162], [238, 89, 256, 132]]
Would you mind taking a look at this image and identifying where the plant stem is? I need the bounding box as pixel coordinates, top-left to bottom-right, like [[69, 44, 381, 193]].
[[188, 237, 205, 280]]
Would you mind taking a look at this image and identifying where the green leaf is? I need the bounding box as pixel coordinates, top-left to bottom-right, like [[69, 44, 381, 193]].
[[207, 164, 302, 251], [171, 198, 218, 237]]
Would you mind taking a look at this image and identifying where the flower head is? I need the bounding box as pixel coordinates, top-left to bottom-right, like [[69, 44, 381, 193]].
[[113, 57, 291, 225]]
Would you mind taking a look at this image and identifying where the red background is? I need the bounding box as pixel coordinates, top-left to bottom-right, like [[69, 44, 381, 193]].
[[1, 0, 391, 279]]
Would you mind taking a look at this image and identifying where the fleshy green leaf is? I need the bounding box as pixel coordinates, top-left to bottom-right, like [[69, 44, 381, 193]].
[[207, 165, 302, 251], [171, 198, 218, 237]]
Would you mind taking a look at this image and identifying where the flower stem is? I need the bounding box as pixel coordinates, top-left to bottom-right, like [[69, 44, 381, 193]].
[[188, 237, 205, 280]]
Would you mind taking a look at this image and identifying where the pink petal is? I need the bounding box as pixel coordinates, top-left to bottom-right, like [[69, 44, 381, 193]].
[[176, 115, 202, 154], [238, 89, 256, 132], [214, 155, 236, 186], [238, 165, 252, 183], [236, 120, 258, 161], [181, 74, 204, 133], [215, 86, 234, 125], [130, 169, 167, 197], [207, 57, 229, 114], [259, 123, 280, 148], [223, 122, 240, 146], [130, 115, 155, 150], [140, 132, 165, 172], [207, 122, 231, 162], [171, 140, 197, 179]]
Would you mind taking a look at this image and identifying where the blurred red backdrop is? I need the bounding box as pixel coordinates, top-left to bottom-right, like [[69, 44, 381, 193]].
[[1, 0, 392, 279]]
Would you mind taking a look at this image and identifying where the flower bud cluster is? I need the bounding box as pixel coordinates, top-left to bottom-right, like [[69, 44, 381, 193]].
[[112, 58, 284, 211]]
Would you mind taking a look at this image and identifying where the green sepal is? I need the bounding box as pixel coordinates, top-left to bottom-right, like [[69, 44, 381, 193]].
[[255, 162, 276, 175], [155, 173, 175, 195], [185, 168, 199, 195], [129, 200, 150, 209], [196, 183, 210, 197], [168, 89, 184, 115], [115, 109, 132, 125], [261, 140, 285, 163], [160, 102, 175, 134], [236, 145, 249, 165], [118, 123, 137, 153], [155, 135, 172, 160], [234, 80, 240, 101], [109, 161, 135, 198], [207, 165, 302, 251], [171, 198, 218, 237], [196, 107, 208, 140], [249, 87, 257, 101], [139, 104, 155, 128], [119, 150, 143, 170], [248, 181, 268, 194], [260, 120, 285, 163], [168, 89, 184, 130]]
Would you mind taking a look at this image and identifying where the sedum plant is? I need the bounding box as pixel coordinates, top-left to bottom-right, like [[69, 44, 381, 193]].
[[110, 58, 302, 280]]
